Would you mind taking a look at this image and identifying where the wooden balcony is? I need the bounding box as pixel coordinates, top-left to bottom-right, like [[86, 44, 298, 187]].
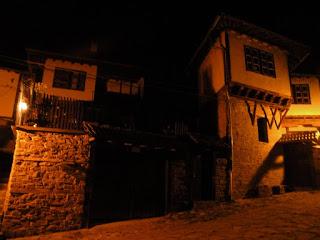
[[18, 93, 190, 136]]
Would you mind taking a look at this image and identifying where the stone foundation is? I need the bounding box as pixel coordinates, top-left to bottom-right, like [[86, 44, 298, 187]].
[[312, 147, 320, 188], [169, 155, 191, 211], [1, 129, 91, 238], [215, 158, 228, 201]]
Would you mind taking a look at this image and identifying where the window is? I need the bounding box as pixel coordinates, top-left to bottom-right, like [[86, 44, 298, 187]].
[[53, 68, 86, 91], [292, 84, 311, 104], [244, 45, 276, 77], [257, 117, 268, 143], [106, 79, 140, 96]]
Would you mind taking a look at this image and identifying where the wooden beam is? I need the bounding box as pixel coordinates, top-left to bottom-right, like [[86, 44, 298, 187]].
[[245, 100, 257, 125], [228, 81, 291, 109], [260, 104, 274, 129], [269, 107, 278, 128], [15, 125, 85, 135]]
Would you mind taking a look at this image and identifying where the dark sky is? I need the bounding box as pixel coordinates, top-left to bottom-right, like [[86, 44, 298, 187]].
[[1, 2, 320, 75]]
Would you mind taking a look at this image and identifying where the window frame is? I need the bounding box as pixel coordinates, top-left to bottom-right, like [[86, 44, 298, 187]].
[[291, 83, 311, 104], [106, 78, 140, 96], [52, 68, 87, 91], [244, 45, 276, 78]]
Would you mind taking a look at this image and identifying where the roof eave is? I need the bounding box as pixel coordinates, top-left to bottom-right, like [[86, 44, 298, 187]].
[[188, 14, 310, 72]]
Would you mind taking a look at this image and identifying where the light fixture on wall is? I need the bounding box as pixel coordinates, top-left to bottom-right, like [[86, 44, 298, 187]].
[[316, 131, 320, 140], [18, 101, 28, 111], [312, 131, 320, 148]]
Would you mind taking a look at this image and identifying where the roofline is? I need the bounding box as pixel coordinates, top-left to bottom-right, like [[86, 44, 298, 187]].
[[0, 66, 29, 75], [188, 14, 310, 71], [291, 51, 311, 72], [291, 73, 320, 78], [25, 48, 142, 70], [188, 15, 222, 69]]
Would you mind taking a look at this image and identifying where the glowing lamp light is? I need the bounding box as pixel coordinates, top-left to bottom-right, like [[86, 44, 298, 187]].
[[316, 131, 320, 140], [18, 101, 28, 111]]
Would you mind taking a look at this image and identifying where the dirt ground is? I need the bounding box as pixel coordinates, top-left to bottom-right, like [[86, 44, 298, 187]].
[[11, 190, 320, 240]]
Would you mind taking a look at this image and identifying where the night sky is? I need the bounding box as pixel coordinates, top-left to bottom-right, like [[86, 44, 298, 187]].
[[1, 2, 320, 79]]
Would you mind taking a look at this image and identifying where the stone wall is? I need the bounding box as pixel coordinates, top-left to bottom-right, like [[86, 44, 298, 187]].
[[1, 129, 91, 238], [312, 147, 320, 188], [214, 158, 228, 201], [229, 97, 285, 199], [169, 154, 191, 211]]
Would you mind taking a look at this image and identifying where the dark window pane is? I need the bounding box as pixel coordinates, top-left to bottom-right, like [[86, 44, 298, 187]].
[[53, 68, 86, 91], [292, 84, 310, 104], [258, 117, 268, 142], [244, 45, 276, 78]]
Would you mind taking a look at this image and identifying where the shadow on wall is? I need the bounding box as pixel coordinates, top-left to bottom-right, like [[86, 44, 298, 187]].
[[245, 142, 284, 197]]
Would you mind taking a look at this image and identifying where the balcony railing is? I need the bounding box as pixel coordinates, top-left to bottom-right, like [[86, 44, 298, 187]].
[[18, 93, 190, 136], [21, 93, 85, 130]]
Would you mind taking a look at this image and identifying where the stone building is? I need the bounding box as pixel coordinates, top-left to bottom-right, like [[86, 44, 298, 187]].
[[0, 67, 26, 218], [190, 14, 311, 199], [0, 48, 196, 237], [282, 74, 320, 188], [1, 14, 320, 238]]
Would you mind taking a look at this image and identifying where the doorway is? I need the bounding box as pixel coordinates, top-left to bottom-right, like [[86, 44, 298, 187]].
[[89, 143, 166, 224], [192, 152, 215, 200]]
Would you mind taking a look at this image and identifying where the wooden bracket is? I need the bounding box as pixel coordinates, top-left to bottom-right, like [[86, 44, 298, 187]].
[[260, 104, 274, 129], [245, 100, 257, 126], [269, 107, 278, 129], [275, 108, 289, 129], [260, 104, 288, 130]]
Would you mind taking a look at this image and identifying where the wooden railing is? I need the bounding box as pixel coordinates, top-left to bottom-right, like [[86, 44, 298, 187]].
[[23, 94, 85, 130], [160, 120, 189, 136], [21, 93, 190, 135]]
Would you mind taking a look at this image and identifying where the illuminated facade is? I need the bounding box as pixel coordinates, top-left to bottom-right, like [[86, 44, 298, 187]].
[[0, 68, 20, 121], [1, 13, 320, 238], [193, 14, 311, 199], [26, 49, 144, 102], [0, 49, 188, 238], [282, 74, 320, 188]]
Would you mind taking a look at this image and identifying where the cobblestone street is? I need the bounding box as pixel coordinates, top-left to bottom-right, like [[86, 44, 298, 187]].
[[11, 190, 320, 240]]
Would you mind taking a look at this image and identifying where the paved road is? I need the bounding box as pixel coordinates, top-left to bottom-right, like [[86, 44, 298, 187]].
[[11, 191, 320, 240]]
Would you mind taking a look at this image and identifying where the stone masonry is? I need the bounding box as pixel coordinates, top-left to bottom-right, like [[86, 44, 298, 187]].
[[169, 156, 191, 211], [229, 97, 285, 199], [312, 147, 320, 188], [1, 129, 91, 238], [214, 158, 228, 201]]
